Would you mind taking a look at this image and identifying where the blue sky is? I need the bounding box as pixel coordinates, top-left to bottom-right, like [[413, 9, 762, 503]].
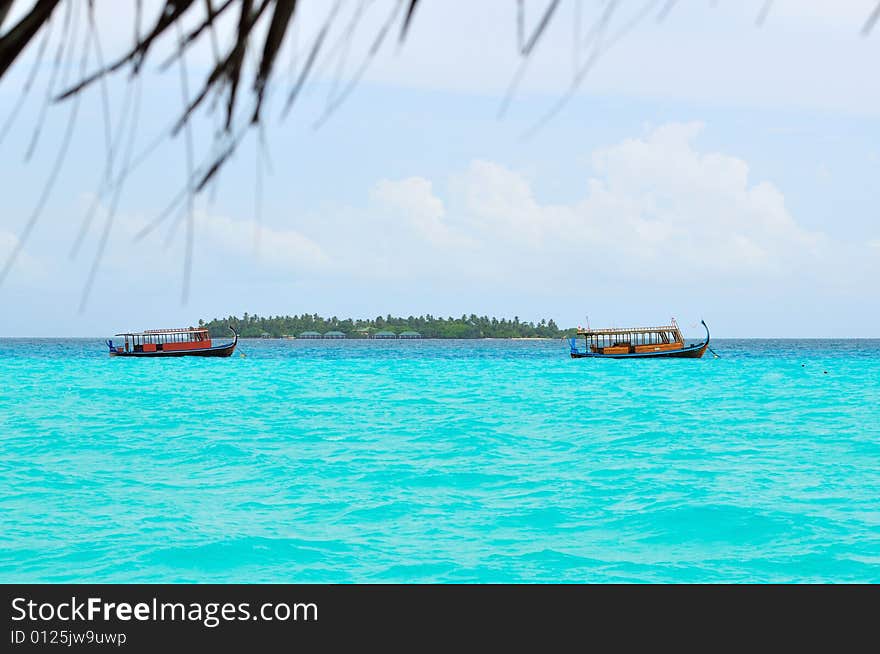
[[1, 1, 878, 336]]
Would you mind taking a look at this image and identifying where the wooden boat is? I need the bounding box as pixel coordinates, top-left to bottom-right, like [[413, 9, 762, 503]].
[[107, 326, 238, 358], [569, 320, 710, 359]]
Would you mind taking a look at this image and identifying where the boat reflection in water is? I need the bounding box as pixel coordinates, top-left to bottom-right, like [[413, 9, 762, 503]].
[[569, 319, 710, 359], [106, 326, 238, 358]]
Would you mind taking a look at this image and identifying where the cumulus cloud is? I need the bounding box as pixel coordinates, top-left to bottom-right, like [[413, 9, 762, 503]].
[[9, 121, 870, 335], [579, 122, 824, 275], [364, 122, 826, 285], [371, 177, 471, 248], [4, 124, 841, 298]]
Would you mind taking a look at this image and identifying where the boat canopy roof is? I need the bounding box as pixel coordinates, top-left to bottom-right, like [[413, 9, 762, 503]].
[[114, 327, 207, 336], [576, 324, 679, 336]]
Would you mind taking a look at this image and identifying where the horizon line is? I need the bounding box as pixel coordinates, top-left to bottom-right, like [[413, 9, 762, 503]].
[[2, 335, 880, 340]]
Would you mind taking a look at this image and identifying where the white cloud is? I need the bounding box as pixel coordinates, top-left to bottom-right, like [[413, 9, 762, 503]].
[[53, 203, 330, 297], [577, 122, 824, 275], [195, 211, 329, 272], [200, 119, 861, 317], [449, 160, 552, 246], [2, 124, 847, 298], [0, 230, 45, 284], [362, 123, 826, 285], [371, 177, 471, 248]]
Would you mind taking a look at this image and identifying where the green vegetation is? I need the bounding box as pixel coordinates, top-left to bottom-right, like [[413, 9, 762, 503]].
[[201, 314, 575, 339]]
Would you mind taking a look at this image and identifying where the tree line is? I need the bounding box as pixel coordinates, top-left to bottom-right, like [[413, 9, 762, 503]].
[[200, 314, 574, 339]]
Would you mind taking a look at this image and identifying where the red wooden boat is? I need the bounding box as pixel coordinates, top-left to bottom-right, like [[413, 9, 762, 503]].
[[107, 326, 238, 357], [569, 320, 711, 359]]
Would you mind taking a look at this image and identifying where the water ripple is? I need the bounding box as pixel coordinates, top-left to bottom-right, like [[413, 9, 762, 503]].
[[1, 338, 879, 582]]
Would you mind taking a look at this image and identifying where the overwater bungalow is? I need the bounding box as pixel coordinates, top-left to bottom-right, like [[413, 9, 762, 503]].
[[373, 330, 397, 339], [299, 331, 322, 339], [398, 331, 422, 339], [323, 331, 346, 339]]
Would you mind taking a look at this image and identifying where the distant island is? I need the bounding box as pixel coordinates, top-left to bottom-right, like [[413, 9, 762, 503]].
[[200, 314, 574, 339]]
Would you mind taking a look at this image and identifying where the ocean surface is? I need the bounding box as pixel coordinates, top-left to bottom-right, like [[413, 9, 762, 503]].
[[1, 337, 878, 583]]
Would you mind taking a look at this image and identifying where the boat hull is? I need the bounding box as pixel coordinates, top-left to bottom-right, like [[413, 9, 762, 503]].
[[570, 342, 708, 359], [109, 342, 237, 357]]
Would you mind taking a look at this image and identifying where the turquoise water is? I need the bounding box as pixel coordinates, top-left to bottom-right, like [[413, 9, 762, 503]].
[[1, 338, 878, 583]]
